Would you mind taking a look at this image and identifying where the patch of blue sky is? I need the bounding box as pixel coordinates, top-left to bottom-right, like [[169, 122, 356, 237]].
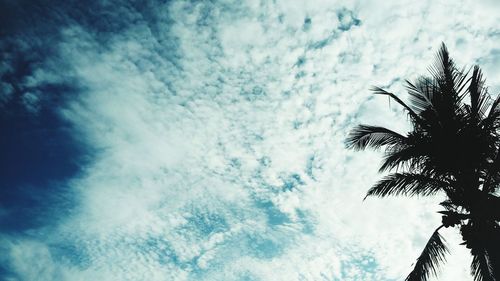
[[254, 200, 291, 226], [305, 154, 318, 180], [281, 173, 305, 192], [303, 17, 312, 31], [248, 235, 283, 259], [309, 35, 339, 50], [241, 85, 267, 102], [307, 7, 361, 51], [295, 209, 315, 234], [295, 70, 307, 79], [183, 208, 230, 236], [338, 51, 361, 64], [295, 55, 306, 67], [336, 8, 361, 32], [237, 271, 261, 281], [0, 100, 85, 235], [49, 242, 92, 269], [337, 255, 389, 281]]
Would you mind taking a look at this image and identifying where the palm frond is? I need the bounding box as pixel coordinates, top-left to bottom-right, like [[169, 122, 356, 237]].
[[471, 250, 495, 281], [438, 210, 469, 227], [365, 173, 448, 199], [346, 125, 407, 150], [429, 44, 456, 93], [485, 195, 500, 221], [371, 86, 422, 122], [482, 152, 500, 194], [469, 66, 490, 119], [481, 93, 500, 135], [405, 226, 449, 281], [487, 93, 500, 120], [480, 111, 500, 133], [406, 78, 437, 114], [379, 145, 425, 172], [427, 43, 470, 115], [439, 200, 457, 211], [455, 66, 473, 99]]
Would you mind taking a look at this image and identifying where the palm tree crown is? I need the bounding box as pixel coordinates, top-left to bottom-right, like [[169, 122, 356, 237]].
[[347, 43, 500, 281]]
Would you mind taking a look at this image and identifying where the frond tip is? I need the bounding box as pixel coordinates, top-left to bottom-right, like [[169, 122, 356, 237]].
[[406, 226, 449, 281], [346, 124, 406, 150], [371, 86, 421, 121], [364, 173, 447, 199]]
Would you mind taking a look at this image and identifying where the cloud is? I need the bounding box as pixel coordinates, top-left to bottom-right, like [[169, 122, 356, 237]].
[[1, 0, 499, 280]]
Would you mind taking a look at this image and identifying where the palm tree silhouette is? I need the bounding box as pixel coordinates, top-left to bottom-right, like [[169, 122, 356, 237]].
[[347, 44, 500, 281]]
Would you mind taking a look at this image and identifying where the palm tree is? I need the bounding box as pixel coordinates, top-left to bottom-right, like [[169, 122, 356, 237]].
[[347, 43, 500, 281]]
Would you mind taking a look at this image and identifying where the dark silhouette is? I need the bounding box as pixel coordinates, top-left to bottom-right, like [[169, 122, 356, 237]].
[[347, 44, 500, 281]]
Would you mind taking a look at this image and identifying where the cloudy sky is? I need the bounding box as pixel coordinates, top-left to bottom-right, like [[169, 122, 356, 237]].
[[1, 0, 499, 280]]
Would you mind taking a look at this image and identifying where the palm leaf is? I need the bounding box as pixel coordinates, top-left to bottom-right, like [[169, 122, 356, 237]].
[[471, 250, 495, 281], [427, 43, 470, 116], [365, 173, 448, 199], [482, 152, 500, 194], [480, 93, 500, 133], [487, 93, 500, 120], [439, 200, 457, 211], [371, 86, 422, 123], [469, 66, 490, 119], [428, 44, 456, 97], [455, 66, 473, 99], [379, 145, 426, 172], [405, 226, 449, 281], [346, 125, 407, 150]]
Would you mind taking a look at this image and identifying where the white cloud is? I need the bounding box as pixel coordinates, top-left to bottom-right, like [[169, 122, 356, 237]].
[[2, 0, 499, 280], [0, 82, 14, 105], [21, 92, 41, 113]]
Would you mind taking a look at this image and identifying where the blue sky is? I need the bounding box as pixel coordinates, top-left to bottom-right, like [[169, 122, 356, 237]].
[[0, 0, 499, 280]]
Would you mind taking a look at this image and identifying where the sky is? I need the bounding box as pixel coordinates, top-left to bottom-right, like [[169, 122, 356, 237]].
[[0, 0, 499, 280]]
